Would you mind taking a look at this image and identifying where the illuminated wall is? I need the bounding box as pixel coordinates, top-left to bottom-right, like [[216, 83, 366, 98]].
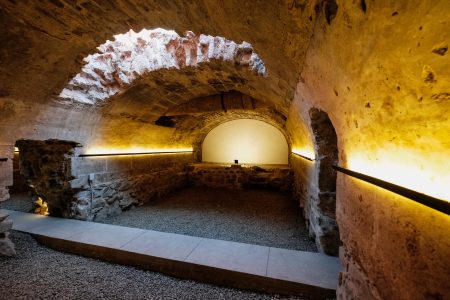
[[202, 119, 288, 165]]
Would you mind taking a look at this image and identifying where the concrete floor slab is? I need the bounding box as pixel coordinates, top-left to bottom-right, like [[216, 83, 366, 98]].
[[120, 230, 203, 261], [267, 247, 341, 289], [1, 209, 340, 298], [69, 222, 146, 248], [24, 217, 97, 239], [185, 238, 270, 276]]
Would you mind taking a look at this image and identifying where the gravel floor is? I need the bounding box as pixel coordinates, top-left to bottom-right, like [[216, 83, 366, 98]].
[[98, 187, 317, 252], [0, 231, 326, 300], [3, 188, 317, 251]]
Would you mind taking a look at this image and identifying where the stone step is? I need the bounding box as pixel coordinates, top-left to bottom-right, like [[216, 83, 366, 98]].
[[1, 209, 340, 299]]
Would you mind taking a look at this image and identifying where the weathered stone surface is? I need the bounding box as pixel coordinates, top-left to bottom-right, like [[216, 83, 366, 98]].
[[0, 1, 449, 299], [0, 187, 10, 202], [16, 139, 80, 218], [187, 163, 292, 191], [288, 1, 450, 298], [0, 213, 15, 257], [60, 29, 266, 105], [0, 145, 13, 202], [70, 154, 190, 220], [0, 218, 13, 233], [303, 108, 340, 256], [11, 152, 28, 194]]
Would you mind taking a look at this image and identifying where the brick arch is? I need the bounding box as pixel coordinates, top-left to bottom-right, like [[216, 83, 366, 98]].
[[59, 28, 266, 106]]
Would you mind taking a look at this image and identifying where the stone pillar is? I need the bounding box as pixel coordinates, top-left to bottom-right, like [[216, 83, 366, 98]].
[[0, 145, 15, 256], [16, 139, 80, 218]]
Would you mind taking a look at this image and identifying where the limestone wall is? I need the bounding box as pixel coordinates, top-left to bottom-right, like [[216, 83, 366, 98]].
[[0, 145, 15, 257], [336, 176, 450, 300], [16, 139, 192, 221], [187, 163, 292, 191], [294, 1, 450, 298], [71, 154, 191, 221], [11, 152, 28, 194], [0, 145, 13, 202], [291, 154, 339, 256]]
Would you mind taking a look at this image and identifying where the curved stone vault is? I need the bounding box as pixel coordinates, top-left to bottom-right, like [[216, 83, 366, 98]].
[[0, 1, 449, 300], [59, 28, 266, 105]]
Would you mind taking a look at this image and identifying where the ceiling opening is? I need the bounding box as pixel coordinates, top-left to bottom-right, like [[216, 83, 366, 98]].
[[59, 28, 266, 105]]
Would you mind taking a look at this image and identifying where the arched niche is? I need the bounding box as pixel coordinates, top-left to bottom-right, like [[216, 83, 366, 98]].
[[202, 119, 288, 165]]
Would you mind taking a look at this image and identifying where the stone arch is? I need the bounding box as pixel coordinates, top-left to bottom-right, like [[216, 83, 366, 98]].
[[308, 107, 340, 255], [171, 108, 291, 162], [201, 119, 289, 165], [59, 28, 266, 106]]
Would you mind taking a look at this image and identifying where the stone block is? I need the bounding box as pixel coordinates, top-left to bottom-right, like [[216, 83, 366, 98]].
[[105, 156, 132, 173], [0, 187, 10, 202], [0, 232, 16, 257], [69, 175, 88, 189], [0, 159, 13, 187], [0, 219, 13, 233], [71, 157, 106, 176]]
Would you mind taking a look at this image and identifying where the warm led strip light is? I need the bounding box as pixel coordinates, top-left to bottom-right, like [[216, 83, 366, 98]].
[[291, 151, 315, 161], [79, 150, 193, 157], [333, 165, 450, 215]]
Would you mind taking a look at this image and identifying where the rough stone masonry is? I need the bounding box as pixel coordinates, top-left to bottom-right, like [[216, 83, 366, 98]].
[[0, 144, 15, 256]]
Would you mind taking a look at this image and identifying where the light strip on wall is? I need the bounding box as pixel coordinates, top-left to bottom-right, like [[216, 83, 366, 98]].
[[291, 151, 315, 161], [333, 165, 450, 215], [79, 150, 193, 157]]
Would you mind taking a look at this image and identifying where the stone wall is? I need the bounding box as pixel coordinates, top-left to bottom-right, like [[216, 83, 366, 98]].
[[187, 163, 292, 191], [0, 145, 13, 202], [291, 154, 339, 256], [11, 152, 28, 194], [0, 145, 15, 256], [17, 139, 192, 221], [70, 153, 191, 221], [292, 1, 450, 298], [336, 176, 450, 300], [16, 139, 80, 217]]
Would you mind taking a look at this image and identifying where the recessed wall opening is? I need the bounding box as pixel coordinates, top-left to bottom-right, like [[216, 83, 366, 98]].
[[308, 108, 340, 255], [202, 119, 289, 165]]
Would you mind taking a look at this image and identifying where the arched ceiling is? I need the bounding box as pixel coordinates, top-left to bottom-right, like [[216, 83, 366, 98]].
[[0, 0, 317, 149], [0, 0, 448, 200], [59, 28, 266, 105], [0, 0, 316, 106]]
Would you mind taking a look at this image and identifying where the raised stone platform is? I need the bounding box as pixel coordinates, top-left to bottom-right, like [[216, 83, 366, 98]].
[[1, 209, 340, 299]]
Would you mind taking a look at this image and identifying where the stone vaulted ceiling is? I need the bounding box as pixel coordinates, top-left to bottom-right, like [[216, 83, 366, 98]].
[[0, 0, 317, 111]]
